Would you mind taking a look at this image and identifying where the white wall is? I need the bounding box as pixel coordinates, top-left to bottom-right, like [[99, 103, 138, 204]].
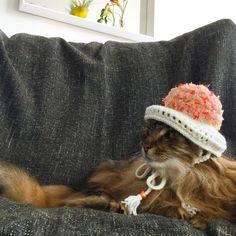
[[155, 0, 236, 41]]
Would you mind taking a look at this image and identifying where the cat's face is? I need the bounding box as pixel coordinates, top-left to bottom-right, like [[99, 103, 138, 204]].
[[141, 120, 202, 168]]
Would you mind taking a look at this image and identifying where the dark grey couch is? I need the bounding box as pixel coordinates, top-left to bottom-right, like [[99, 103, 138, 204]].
[[0, 19, 236, 235]]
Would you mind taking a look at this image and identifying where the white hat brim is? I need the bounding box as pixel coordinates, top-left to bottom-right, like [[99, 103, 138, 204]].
[[144, 105, 226, 157]]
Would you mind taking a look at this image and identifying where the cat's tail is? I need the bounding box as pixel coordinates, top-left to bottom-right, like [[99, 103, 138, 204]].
[[0, 161, 74, 207]]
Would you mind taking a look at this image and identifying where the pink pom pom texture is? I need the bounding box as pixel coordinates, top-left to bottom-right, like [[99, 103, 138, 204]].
[[163, 83, 223, 130]]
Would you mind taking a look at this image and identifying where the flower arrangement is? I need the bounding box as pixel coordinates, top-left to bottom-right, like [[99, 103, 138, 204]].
[[162, 83, 223, 130], [97, 0, 128, 28], [70, 0, 94, 18]]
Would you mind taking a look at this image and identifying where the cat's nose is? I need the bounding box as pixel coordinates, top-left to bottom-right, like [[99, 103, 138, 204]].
[[141, 143, 153, 153]]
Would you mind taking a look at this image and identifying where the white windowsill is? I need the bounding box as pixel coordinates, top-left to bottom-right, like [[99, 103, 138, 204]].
[[19, 0, 156, 42]]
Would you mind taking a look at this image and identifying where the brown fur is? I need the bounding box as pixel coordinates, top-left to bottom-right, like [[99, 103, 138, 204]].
[[0, 161, 74, 207], [0, 121, 236, 230]]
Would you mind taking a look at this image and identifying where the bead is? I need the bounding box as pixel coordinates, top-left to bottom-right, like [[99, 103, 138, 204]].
[[140, 191, 147, 199]]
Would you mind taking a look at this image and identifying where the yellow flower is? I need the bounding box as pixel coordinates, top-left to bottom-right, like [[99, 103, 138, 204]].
[[70, 0, 94, 18]]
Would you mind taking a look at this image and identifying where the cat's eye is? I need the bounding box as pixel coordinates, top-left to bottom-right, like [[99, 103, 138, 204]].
[[165, 128, 177, 139]]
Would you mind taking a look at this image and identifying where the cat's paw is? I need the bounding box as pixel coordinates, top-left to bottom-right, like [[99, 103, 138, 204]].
[[64, 198, 84, 207], [109, 201, 128, 214], [189, 217, 208, 230]]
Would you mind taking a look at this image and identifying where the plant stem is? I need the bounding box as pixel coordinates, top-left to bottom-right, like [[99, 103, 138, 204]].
[[112, 5, 115, 26], [120, 0, 128, 28]]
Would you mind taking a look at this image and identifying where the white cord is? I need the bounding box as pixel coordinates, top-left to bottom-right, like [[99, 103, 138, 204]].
[[122, 163, 167, 215]]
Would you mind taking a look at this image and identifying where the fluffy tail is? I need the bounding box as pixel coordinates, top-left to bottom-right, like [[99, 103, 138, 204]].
[[0, 161, 74, 207]]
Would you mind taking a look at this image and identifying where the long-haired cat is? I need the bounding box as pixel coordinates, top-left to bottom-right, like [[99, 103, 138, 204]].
[[0, 121, 236, 230]]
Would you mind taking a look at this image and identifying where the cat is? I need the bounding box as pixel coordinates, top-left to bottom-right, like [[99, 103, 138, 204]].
[[0, 120, 236, 230]]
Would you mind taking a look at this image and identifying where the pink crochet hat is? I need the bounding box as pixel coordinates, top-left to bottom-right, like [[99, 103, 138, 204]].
[[144, 83, 227, 157]]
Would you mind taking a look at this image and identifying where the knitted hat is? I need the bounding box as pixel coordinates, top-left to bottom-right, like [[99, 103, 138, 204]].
[[144, 83, 227, 157]]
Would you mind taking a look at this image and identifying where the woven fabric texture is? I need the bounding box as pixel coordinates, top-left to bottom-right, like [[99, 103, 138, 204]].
[[0, 19, 236, 235]]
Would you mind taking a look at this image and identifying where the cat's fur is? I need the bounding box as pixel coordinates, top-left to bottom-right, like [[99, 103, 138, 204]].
[[0, 121, 236, 230]]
